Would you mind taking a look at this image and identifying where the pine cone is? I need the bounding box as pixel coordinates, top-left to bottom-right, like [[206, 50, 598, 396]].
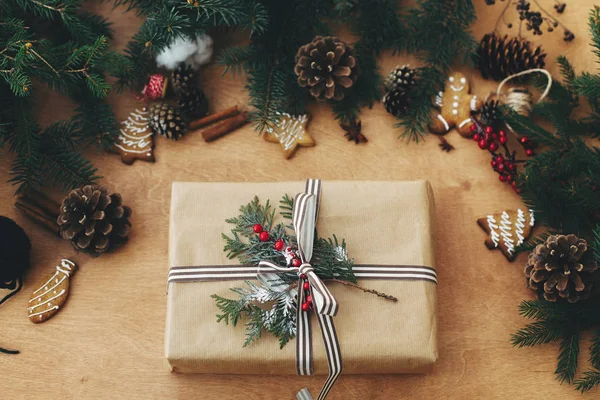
[[481, 100, 500, 126], [384, 65, 416, 93], [476, 34, 546, 81], [177, 88, 209, 119], [525, 234, 598, 303], [294, 36, 359, 101], [383, 89, 410, 117], [57, 185, 131, 256], [149, 102, 187, 140], [171, 63, 197, 95]]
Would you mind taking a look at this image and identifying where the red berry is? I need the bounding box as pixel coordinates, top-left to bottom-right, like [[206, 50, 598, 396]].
[[306, 295, 312, 304], [299, 274, 306, 279], [483, 133, 490, 141], [499, 136, 507, 144], [259, 231, 269, 242], [473, 133, 480, 141], [499, 130, 506, 137], [478, 139, 488, 150], [489, 142, 499, 152], [511, 180, 517, 188], [470, 124, 477, 132], [485, 126, 494, 134], [508, 163, 516, 171], [301, 302, 310, 312], [520, 136, 529, 144], [515, 188, 521, 194], [253, 224, 263, 233], [497, 163, 505, 172], [492, 133, 498, 140], [292, 258, 301, 268], [491, 160, 497, 168], [495, 155, 504, 163], [526, 149, 534, 157], [499, 174, 507, 182], [274, 239, 284, 251], [303, 281, 310, 290], [507, 175, 513, 183], [286, 246, 292, 252]]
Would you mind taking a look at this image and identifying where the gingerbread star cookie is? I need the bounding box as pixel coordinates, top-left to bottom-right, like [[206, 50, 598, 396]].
[[263, 113, 314, 159], [112, 106, 155, 165], [429, 71, 482, 138], [28, 259, 77, 324], [477, 208, 535, 261]]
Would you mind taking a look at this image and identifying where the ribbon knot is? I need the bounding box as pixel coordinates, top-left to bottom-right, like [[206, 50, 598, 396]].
[[257, 179, 342, 400]]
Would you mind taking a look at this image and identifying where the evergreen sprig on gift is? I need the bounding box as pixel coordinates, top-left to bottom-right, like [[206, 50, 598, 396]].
[[213, 194, 356, 348], [506, 8, 600, 393], [0, 1, 130, 193]]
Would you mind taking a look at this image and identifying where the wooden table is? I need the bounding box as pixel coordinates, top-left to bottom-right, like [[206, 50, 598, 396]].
[[2, 2, 598, 399]]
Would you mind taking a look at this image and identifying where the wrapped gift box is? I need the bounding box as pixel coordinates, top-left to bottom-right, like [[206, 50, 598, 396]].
[[165, 181, 437, 374]]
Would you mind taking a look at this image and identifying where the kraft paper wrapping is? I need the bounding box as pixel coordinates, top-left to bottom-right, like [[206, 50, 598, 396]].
[[165, 181, 437, 375]]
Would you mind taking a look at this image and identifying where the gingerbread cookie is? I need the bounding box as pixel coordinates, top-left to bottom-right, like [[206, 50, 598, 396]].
[[263, 113, 314, 159], [430, 72, 482, 138], [28, 259, 77, 323], [112, 107, 155, 165], [477, 209, 535, 261]]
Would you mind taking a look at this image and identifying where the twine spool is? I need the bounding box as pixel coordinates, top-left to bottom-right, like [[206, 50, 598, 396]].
[[496, 68, 553, 116]]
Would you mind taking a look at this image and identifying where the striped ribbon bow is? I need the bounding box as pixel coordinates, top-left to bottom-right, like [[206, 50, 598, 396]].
[[258, 179, 342, 400]]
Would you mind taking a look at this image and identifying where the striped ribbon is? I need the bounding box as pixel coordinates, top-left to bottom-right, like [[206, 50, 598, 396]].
[[167, 179, 438, 399]]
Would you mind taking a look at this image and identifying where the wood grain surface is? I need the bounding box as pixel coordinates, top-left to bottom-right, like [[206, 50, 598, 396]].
[[1, 2, 598, 399]]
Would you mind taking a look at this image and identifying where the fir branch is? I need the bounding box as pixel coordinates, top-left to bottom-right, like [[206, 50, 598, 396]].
[[512, 319, 566, 347], [590, 329, 600, 370], [575, 370, 600, 393], [518, 299, 568, 321], [555, 327, 580, 384]]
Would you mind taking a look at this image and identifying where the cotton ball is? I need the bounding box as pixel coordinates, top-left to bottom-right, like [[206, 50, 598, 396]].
[[191, 34, 213, 67], [156, 36, 198, 70]]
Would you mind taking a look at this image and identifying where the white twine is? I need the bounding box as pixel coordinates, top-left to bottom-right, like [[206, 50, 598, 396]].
[[496, 68, 553, 116]]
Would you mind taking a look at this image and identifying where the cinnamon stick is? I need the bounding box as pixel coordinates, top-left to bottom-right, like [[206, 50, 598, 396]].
[[189, 106, 239, 130], [201, 111, 249, 142], [14, 200, 60, 236], [19, 189, 61, 218]]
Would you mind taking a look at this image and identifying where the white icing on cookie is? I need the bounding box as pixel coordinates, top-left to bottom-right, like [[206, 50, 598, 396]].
[[458, 118, 472, 128], [437, 114, 450, 131], [487, 215, 500, 247], [515, 209, 526, 246], [499, 211, 515, 255]]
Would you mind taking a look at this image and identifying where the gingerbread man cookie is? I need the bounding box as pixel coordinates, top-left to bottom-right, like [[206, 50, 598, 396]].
[[430, 72, 482, 138], [477, 208, 535, 261]]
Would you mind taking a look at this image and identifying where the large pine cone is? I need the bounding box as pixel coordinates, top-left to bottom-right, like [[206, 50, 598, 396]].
[[149, 102, 187, 140], [294, 36, 359, 101], [476, 33, 546, 81], [525, 234, 598, 303], [57, 185, 131, 256]]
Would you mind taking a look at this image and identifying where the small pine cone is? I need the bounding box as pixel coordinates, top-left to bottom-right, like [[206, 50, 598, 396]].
[[480, 100, 500, 126], [294, 36, 359, 101], [384, 65, 416, 93], [57, 185, 131, 256], [149, 102, 187, 140], [171, 63, 197, 95], [177, 88, 209, 119], [525, 234, 598, 303], [476, 34, 546, 81], [383, 89, 410, 117]]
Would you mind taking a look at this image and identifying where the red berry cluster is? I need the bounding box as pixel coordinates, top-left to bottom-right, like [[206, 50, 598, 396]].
[[300, 274, 312, 311], [469, 120, 535, 194], [519, 136, 535, 157], [253, 223, 270, 242]]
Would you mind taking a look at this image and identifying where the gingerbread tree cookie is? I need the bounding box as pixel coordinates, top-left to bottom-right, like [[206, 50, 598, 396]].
[[28, 259, 77, 323], [477, 209, 535, 261], [263, 113, 314, 159], [112, 106, 155, 165], [429, 72, 482, 138]]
